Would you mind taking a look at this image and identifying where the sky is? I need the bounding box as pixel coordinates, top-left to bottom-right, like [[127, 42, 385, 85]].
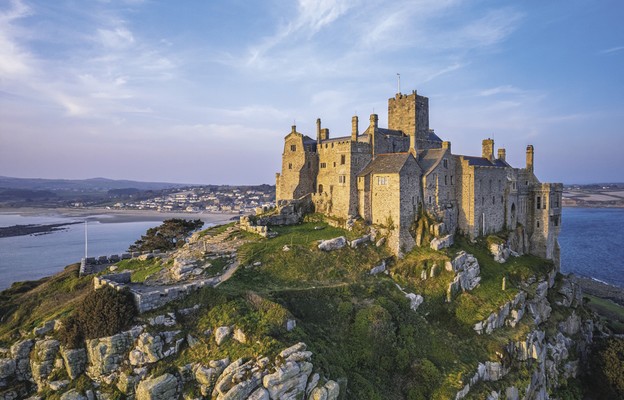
[[0, 0, 623, 185]]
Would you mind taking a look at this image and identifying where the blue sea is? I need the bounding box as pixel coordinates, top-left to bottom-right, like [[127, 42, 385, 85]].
[[0, 208, 622, 291], [558, 207, 624, 288], [0, 212, 223, 291]]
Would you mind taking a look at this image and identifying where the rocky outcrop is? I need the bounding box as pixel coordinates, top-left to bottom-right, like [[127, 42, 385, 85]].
[[474, 291, 526, 335], [214, 326, 232, 346], [10, 339, 34, 382], [447, 251, 481, 301], [318, 237, 347, 251], [489, 242, 513, 263], [430, 234, 453, 251], [85, 330, 136, 378], [61, 347, 87, 379], [135, 373, 178, 400], [30, 339, 60, 389]]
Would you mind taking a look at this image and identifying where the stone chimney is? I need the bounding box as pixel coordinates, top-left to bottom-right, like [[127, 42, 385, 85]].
[[320, 128, 329, 141], [316, 118, 321, 143], [482, 138, 494, 161], [526, 145, 534, 173], [442, 141, 451, 152], [369, 113, 378, 130], [351, 115, 358, 141], [498, 148, 506, 161]]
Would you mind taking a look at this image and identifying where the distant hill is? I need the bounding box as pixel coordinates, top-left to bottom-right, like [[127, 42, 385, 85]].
[[0, 176, 192, 192]]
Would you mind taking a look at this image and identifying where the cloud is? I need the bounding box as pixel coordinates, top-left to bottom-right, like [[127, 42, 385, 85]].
[[478, 85, 527, 97], [0, 0, 34, 77], [599, 46, 624, 55]]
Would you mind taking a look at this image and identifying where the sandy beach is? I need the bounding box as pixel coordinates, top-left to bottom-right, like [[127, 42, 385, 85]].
[[0, 207, 240, 225]]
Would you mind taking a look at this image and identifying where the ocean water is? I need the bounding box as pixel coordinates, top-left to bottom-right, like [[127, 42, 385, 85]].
[[0, 214, 162, 290], [1, 208, 622, 291], [559, 207, 624, 288]]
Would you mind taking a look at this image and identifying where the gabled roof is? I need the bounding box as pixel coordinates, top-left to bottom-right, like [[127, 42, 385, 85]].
[[378, 127, 404, 136], [358, 152, 418, 177], [418, 148, 447, 175], [425, 130, 443, 142], [302, 135, 316, 145], [462, 156, 510, 168]]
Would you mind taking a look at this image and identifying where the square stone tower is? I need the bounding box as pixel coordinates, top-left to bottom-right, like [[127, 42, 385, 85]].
[[388, 90, 429, 140]]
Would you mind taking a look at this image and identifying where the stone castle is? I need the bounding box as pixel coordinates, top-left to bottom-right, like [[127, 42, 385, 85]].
[[275, 90, 562, 264]]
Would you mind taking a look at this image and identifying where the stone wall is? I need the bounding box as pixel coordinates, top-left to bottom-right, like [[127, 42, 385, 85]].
[[80, 252, 135, 276], [276, 127, 318, 202], [388, 91, 429, 139]]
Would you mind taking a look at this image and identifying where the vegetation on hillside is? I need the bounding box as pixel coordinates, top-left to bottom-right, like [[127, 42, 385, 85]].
[[128, 218, 203, 252], [0, 216, 618, 399]]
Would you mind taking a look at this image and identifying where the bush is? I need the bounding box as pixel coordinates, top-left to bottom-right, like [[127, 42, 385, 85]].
[[58, 315, 83, 349], [77, 286, 137, 340]]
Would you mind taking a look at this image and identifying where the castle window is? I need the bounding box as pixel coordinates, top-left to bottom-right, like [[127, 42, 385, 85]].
[[341, 155, 346, 165], [451, 176, 454, 185], [536, 196, 541, 209], [429, 196, 432, 204], [333, 162, 336, 167], [498, 180, 501, 190], [290, 144, 296, 152], [320, 162, 327, 168], [513, 182, 516, 190], [377, 176, 388, 185], [543, 196, 547, 210], [307, 161, 311, 169], [489, 179, 492, 190], [338, 175, 346, 184], [492, 196, 495, 204], [501, 196, 504, 204], [554, 196, 559, 208], [331, 143, 334, 148], [482, 197, 484, 206], [288, 163, 292, 170], [445, 175, 448, 185], [554, 216, 559, 226], [318, 184, 324, 193], [443, 159, 448, 168], [537, 221, 540, 228]]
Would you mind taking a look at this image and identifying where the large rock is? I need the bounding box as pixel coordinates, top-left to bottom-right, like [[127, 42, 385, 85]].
[[61, 348, 87, 379], [135, 373, 178, 400], [85, 331, 134, 377], [0, 359, 16, 380], [30, 339, 60, 387], [405, 293, 424, 311], [430, 234, 453, 250], [318, 237, 347, 251], [60, 389, 88, 400], [10, 339, 33, 381], [263, 360, 313, 400], [129, 332, 164, 366], [214, 326, 232, 346]]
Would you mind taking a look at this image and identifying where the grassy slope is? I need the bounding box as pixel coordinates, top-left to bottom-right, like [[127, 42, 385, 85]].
[[0, 220, 573, 399]]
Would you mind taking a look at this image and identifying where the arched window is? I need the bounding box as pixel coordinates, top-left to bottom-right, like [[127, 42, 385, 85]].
[[318, 184, 324, 193]]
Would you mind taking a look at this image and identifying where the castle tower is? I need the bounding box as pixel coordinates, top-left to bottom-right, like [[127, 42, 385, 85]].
[[388, 90, 429, 140], [526, 145, 534, 173], [351, 115, 358, 141], [370, 113, 378, 158], [482, 138, 494, 161]]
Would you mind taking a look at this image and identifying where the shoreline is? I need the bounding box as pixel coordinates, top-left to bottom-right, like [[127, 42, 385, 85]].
[[570, 274, 624, 306], [0, 207, 240, 225]]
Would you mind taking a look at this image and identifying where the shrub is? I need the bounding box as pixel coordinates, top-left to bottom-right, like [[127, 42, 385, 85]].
[[77, 286, 137, 339], [58, 315, 83, 349]]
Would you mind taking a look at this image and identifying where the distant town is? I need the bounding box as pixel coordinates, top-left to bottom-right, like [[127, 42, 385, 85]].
[[563, 183, 624, 208], [104, 185, 275, 215]]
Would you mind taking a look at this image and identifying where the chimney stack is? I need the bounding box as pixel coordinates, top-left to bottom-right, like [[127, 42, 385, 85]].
[[351, 115, 358, 141], [316, 118, 321, 143], [526, 145, 534, 173], [482, 138, 494, 161], [498, 148, 506, 161]]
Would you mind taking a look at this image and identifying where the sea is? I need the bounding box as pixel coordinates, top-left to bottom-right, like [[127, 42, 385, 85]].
[[0, 212, 220, 291], [0, 208, 622, 291]]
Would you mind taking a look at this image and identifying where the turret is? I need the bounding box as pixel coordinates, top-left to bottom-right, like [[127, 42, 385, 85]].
[[482, 138, 494, 161], [498, 148, 506, 161], [351, 115, 358, 141], [526, 145, 534, 173]]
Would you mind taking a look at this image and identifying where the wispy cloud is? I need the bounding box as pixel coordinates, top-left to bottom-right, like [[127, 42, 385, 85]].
[[478, 85, 527, 97], [599, 46, 624, 55]]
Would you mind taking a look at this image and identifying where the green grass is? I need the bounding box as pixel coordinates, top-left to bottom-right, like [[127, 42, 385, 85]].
[[115, 258, 167, 282], [585, 294, 624, 333], [0, 264, 92, 344]]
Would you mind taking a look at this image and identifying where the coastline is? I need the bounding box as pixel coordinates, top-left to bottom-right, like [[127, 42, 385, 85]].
[[571, 274, 624, 306], [0, 207, 240, 225]]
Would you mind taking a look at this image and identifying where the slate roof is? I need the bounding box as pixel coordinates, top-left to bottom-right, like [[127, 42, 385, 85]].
[[425, 130, 443, 142], [357, 153, 414, 177], [302, 135, 316, 144], [463, 156, 510, 168], [418, 148, 447, 175]]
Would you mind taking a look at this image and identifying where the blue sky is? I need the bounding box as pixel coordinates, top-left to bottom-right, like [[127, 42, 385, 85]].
[[1, 0, 622, 185]]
